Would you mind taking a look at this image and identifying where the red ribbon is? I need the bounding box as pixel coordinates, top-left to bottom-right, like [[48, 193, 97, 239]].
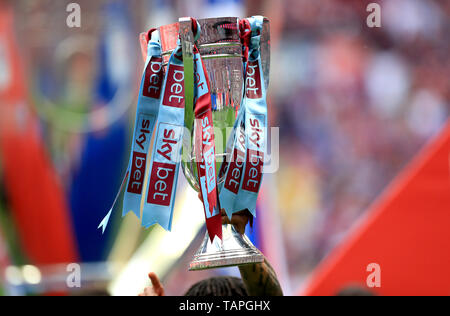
[[192, 18, 222, 241], [239, 19, 251, 63]]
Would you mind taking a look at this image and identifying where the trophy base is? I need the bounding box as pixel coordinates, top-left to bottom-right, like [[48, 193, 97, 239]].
[[189, 224, 264, 271]]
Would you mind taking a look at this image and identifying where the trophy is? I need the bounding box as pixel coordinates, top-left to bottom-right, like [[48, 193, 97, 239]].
[[130, 16, 270, 270], [185, 17, 269, 270]]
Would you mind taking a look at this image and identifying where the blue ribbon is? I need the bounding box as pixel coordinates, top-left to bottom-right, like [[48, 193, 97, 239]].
[[141, 41, 185, 231], [98, 30, 163, 232], [233, 16, 267, 216]]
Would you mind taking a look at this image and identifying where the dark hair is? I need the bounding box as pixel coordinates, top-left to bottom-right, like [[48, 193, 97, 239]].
[[184, 276, 248, 296], [336, 285, 376, 296]]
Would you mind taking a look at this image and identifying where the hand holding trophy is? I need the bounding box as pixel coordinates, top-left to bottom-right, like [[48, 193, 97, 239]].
[[99, 16, 270, 271]]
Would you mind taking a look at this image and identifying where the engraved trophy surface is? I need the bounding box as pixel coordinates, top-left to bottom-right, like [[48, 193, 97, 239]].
[[152, 17, 270, 270]]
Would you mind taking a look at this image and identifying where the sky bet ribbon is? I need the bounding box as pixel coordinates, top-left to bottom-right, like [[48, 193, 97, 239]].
[[141, 39, 185, 230], [233, 16, 267, 217], [218, 18, 251, 218], [98, 29, 163, 233], [191, 19, 222, 242], [219, 106, 246, 219]]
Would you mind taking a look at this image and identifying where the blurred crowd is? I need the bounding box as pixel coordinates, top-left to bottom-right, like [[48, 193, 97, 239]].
[[0, 0, 449, 294], [267, 0, 450, 284]]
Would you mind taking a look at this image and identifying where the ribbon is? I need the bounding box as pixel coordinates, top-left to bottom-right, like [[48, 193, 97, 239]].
[[99, 16, 268, 239], [123, 29, 164, 218], [141, 39, 185, 230], [219, 105, 246, 218], [239, 18, 252, 65], [98, 29, 163, 232], [233, 16, 267, 216], [192, 18, 222, 241], [217, 18, 251, 218]]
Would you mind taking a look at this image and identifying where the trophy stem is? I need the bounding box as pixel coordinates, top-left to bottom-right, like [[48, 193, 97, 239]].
[[189, 224, 264, 271]]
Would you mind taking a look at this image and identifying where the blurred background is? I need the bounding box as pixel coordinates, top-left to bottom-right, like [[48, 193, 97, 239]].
[[0, 0, 449, 296]]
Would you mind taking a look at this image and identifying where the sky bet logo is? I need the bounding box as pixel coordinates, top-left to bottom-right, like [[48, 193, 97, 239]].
[[224, 124, 246, 194], [142, 56, 163, 99], [201, 115, 216, 194], [147, 123, 182, 206], [245, 60, 262, 99], [243, 115, 265, 193], [127, 115, 154, 195], [162, 64, 184, 108]]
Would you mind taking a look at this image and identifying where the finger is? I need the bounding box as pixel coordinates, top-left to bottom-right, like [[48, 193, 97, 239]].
[[232, 210, 252, 234], [231, 216, 247, 234], [148, 272, 165, 296], [220, 212, 246, 234], [221, 209, 232, 225], [148, 272, 162, 290]]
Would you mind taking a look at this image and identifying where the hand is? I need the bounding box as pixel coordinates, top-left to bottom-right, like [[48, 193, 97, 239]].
[[221, 208, 253, 235], [198, 193, 252, 235], [138, 272, 165, 296]]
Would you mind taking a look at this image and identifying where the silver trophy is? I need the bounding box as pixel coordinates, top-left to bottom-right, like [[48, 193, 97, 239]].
[[143, 17, 270, 270]]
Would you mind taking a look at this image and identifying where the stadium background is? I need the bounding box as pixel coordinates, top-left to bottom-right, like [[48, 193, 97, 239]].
[[0, 0, 449, 295]]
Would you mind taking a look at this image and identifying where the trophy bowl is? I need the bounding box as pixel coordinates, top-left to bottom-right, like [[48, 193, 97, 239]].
[[142, 16, 270, 270]]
